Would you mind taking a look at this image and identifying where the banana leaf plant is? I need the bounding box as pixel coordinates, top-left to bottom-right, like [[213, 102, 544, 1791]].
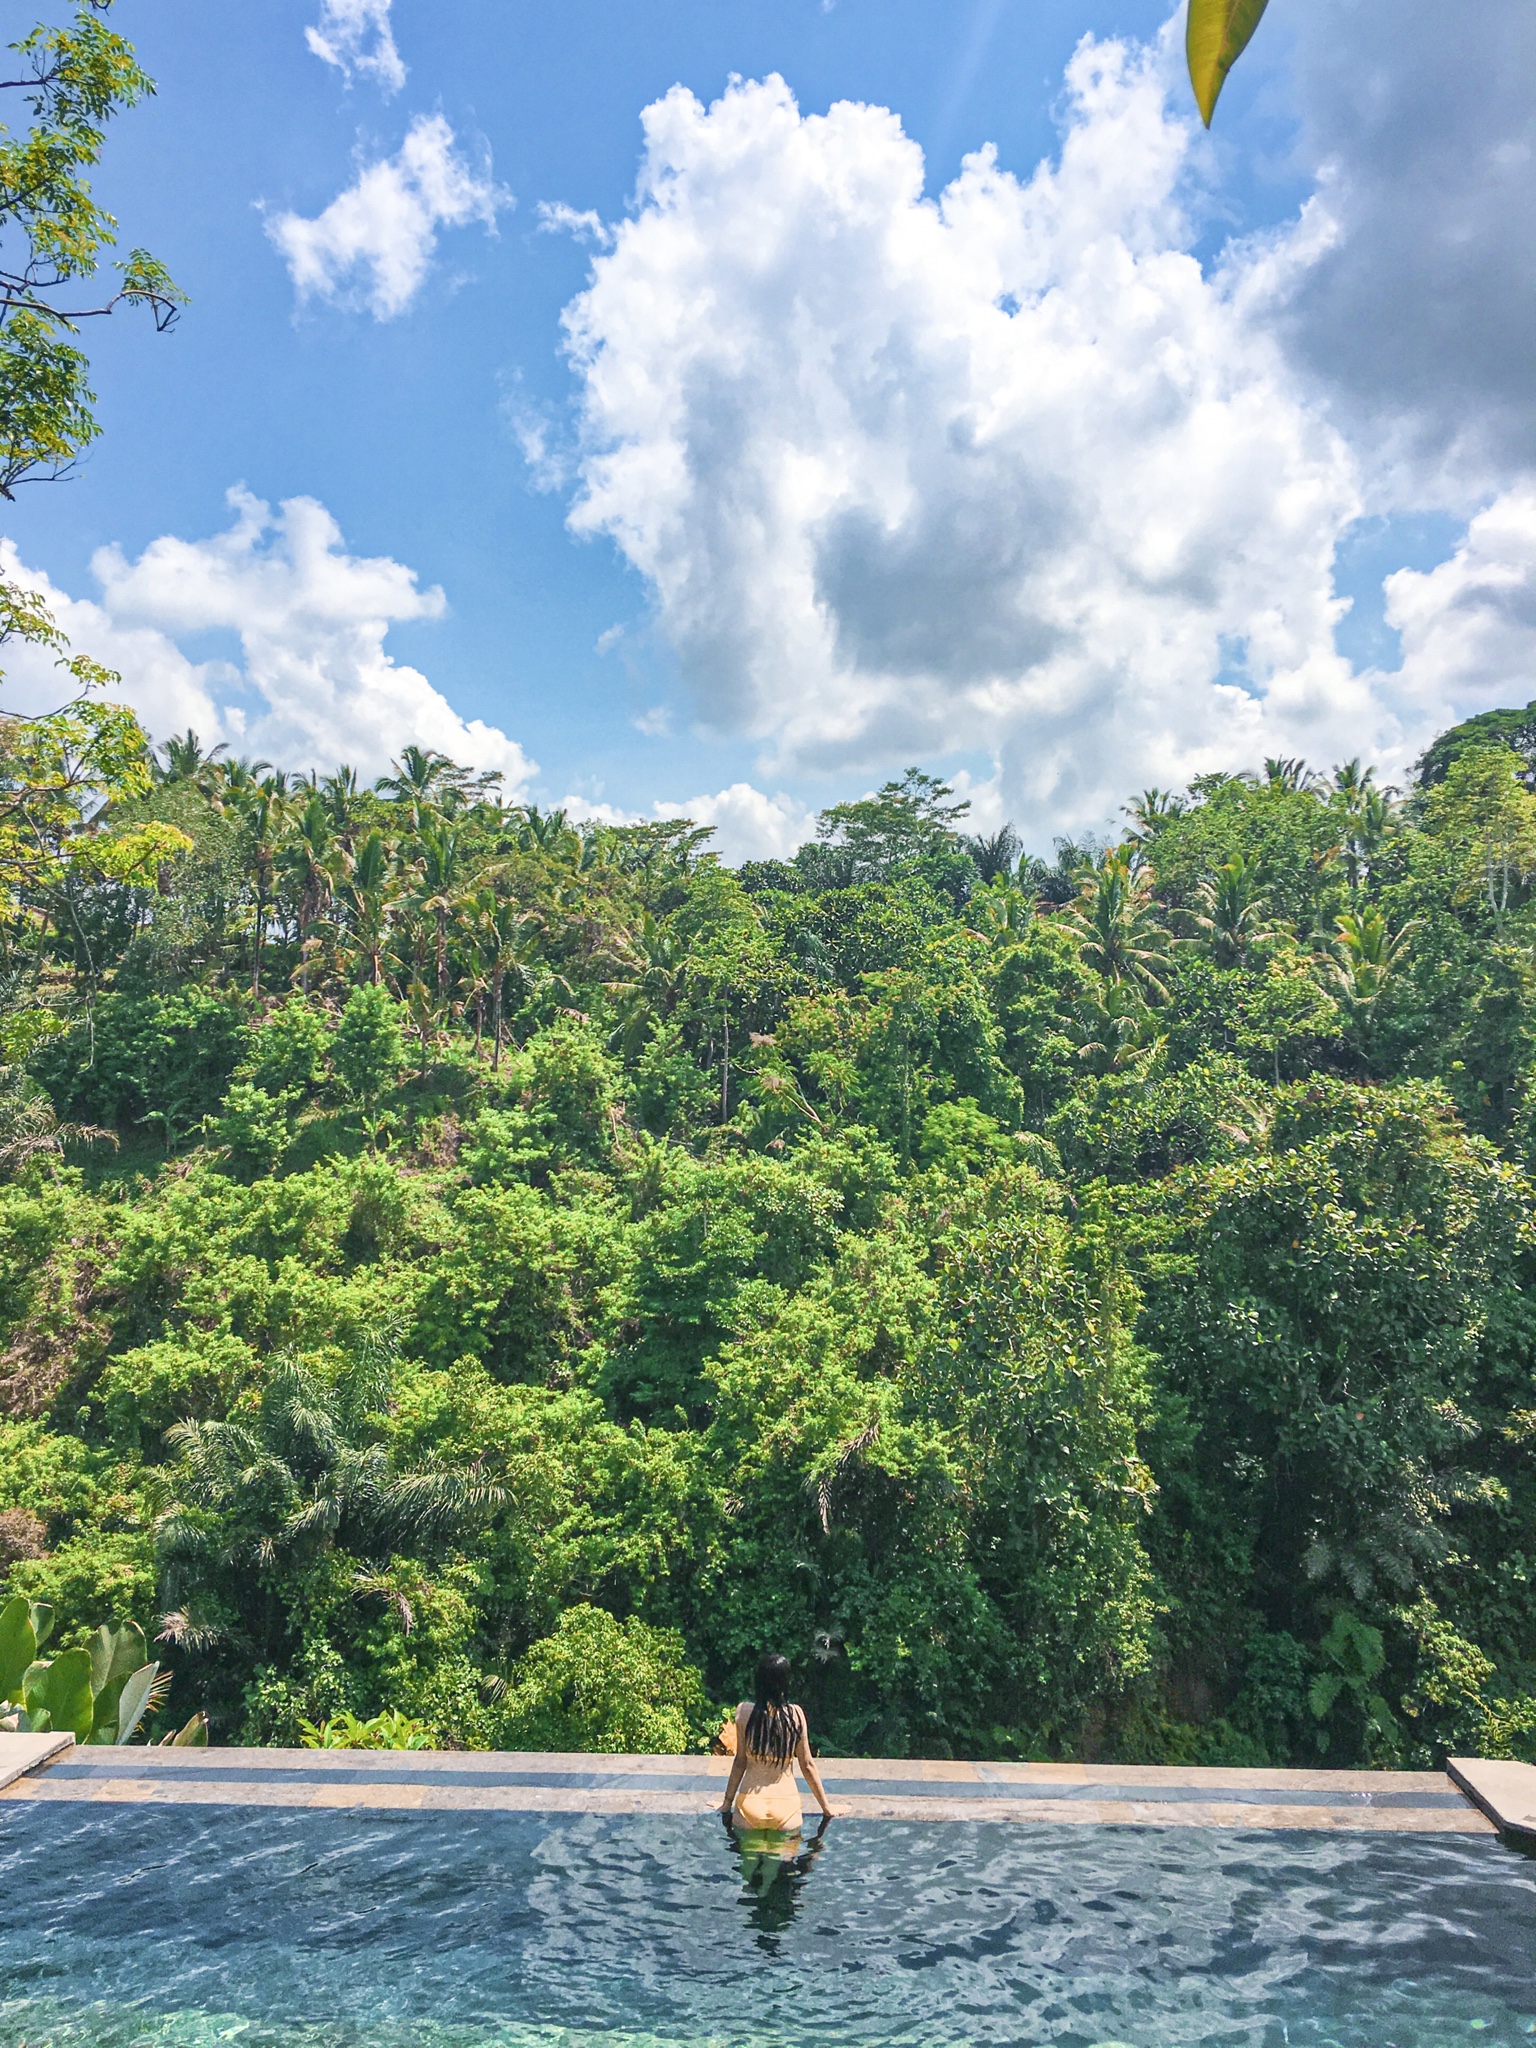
[[1186, 0, 1270, 126], [0, 1595, 206, 1745]]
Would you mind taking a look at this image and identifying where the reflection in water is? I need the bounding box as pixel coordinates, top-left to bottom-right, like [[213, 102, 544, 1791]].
[[723, 1810, 831, 1951]]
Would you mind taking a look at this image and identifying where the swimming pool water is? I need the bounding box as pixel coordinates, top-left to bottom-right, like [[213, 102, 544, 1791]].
[[0, 1807, 1532, 2048]]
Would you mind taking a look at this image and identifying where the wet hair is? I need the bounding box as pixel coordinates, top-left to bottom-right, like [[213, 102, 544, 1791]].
[[744, 1652, 799, 1767]]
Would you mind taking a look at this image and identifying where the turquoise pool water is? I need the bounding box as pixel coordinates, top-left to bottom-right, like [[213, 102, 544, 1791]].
[[1, 1807, 1532, 2048]]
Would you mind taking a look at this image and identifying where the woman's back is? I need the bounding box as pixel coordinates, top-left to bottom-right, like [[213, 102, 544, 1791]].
[[720, 1654, 836, 1834]]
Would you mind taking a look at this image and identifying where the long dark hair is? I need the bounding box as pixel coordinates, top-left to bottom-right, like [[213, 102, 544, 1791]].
[[744, 1652, 799, 1766]]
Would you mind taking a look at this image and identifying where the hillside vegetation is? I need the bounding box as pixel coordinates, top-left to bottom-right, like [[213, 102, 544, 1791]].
[[4, 713, 1536, 1767]]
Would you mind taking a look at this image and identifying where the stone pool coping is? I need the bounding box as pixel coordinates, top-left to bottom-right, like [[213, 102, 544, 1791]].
[[1, 1735, 1518, 1832], [1448, 1757, 1536, 1841], [0, 1730, 73, 1792]]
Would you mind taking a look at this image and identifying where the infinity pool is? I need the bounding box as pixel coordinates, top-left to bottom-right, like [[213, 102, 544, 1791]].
[[1, 1806, 1532, 2048]]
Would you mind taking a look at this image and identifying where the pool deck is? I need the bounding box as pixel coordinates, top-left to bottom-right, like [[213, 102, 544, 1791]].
[[1, 1735, 1519, 1832], [1449, 1756, 1536, 1841]]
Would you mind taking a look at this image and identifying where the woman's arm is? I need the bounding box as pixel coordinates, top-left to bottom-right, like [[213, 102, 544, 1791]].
[[794, 1711, 838, 1819], [719, 1705, 748, 1815]]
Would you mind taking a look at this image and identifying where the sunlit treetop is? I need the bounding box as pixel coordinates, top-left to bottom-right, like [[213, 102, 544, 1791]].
[[0, 0, 185, 498]]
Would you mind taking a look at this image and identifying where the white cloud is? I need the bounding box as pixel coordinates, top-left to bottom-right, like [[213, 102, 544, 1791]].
[[657, 784, 817, 862], [305, 0, 406, 96], [547, 14, 1536, 839], [557, 793, 638, 829], [268, 114, 509, 319], [555, 782, 815, 861], [1282, 0, 1536, 494], [558, 42, 1408, 838], [536, 201, 613, 248], [0, 490, 535, 789], [1377, 489, 1536, 735]]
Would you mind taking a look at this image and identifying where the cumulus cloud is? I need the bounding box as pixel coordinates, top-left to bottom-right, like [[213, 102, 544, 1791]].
[[558, 45, 1394, 837], [0, 491, 535, 789], [657, 784, 818, 863], [268, 114, 509, 319], [1283, 0, 1536, 493], [1377, 489, 1536, 732], [555, 784, 816, 862], [306, 0, 406, 95], [552, 15, 1536, 837]]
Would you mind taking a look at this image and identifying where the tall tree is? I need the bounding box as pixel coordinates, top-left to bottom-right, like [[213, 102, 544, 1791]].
[[0, 0, 184, 499]]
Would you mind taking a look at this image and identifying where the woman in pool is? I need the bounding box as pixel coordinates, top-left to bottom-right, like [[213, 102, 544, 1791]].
[[719, 1652, 837, 1836]]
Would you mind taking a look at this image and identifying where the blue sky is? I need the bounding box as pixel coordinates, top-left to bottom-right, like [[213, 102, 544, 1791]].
[[3, 0, 1532, 857]]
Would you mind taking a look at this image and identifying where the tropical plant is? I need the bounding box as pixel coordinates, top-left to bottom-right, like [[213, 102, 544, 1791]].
[[0, 1595, 203, 1744], [300, 1706, 435, 1750], [1124, 788, 1185, 842], [0, 0, 185, 500], [156, 1345, 505, 1671], [332, 983, 406, 1130], [1186, 0, 1269, 127], [1057, 850, 1174, 1002], [496, 1605, 709, 1755], [1329, 906, 1417, 1008], [1185, 853, 1280, 968], [960, 824, 1021, 884]]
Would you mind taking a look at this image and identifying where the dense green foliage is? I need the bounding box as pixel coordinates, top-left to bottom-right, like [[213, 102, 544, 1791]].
[[3, 732, 1536, 1768]]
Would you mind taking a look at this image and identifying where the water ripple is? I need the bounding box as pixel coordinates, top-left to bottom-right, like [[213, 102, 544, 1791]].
[[0, 1807, 1533, 2048]]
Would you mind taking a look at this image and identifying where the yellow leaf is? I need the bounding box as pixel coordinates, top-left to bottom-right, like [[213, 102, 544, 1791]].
[[1186, 0, 1270, 126], [82, 820, 193, 883]]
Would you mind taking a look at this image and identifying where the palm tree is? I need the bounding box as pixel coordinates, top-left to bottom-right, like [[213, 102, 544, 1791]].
[[155, 729, 229, 792], [605, 913, 694, 1059], [1185, 854, 1280, 967], [217, 755, 273, 811], [467, 890, 545, 1069], [319, 766, 368, 849], [232, 775, 289, 998], [1124, 789, 1185, 842], [410, 821, 470, 1003], [1329, 763, 1396, 893], [157, 1342, 504, 1671], [966, 877, 1035, 952], [1057, 850, 1174, 1003], [279, 795, 339, 995], [960, 824, 1021, 884], [336, 827, 400, 987], [375, 746, 456, 830], [1073, 979, 1165, 1078], [1263, 757, 1322, 795], [1329, 759, 1374, 807], [1329, 907, 1417, 1008]]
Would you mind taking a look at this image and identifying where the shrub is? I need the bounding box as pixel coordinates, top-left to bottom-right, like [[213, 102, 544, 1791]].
[[499, 1605, 709, 1754]]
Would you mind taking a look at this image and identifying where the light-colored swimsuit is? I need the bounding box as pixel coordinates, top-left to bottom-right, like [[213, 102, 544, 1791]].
[[730, 1700, 805, 1832]]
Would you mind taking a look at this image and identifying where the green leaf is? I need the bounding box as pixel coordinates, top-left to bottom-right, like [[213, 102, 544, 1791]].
[[1186, 0, 1270, 126], [20, 1658, 50, 1715], [111, 1663, 161, 1746], [28, 1602, 55, 1652], [36, 1648, 96, 1742], [169, 1710, 208, 1747], [0, 1597, 36, 1701], [1308, 1671, 1344, 1721], [89, 1621, 148, 1698]]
